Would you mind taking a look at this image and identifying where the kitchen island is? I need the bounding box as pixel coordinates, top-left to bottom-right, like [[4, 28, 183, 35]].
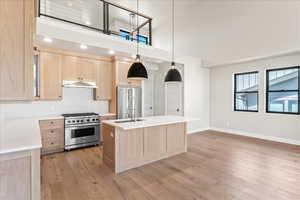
[[102, 116, 188, 173]]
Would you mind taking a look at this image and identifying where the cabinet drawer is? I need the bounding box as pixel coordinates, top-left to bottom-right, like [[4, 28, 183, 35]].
[[39, 119, 64, 129], [41, 128, 64, 154]]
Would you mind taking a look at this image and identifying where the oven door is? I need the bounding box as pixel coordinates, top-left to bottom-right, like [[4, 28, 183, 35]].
[[65, 125, 99, 146]]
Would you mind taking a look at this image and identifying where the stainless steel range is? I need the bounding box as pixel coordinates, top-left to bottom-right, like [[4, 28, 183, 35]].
[[63, 113, 100, 150]]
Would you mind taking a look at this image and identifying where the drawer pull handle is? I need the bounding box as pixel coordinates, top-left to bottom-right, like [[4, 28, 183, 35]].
[[50, 142, 54, 145], [50, 121, 54, 124], [50, 130, 54, 133]]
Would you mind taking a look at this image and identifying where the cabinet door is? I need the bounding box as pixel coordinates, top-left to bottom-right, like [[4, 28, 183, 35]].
[[39, 52, 62, 100], [62, 55, 80, 81], [166, 123, 186, 154], [0, 0, 34, 101], [78, 58, 97, 82], [119, 128, 143, 168], [116, 61, 141, 87], [95, 60, 112, 100], [0, 157, 31, 200], [144, 126, 167, 161]]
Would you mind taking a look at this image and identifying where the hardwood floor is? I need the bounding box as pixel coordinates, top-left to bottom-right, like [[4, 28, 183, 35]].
[[41, 130, 300, 200]]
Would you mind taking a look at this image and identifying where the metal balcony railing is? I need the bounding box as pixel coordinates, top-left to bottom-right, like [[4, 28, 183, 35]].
[[38, 0, 152, 46]]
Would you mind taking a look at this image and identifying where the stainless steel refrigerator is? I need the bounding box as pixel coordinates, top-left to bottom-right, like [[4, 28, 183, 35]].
[[117, 86, 142, 119]]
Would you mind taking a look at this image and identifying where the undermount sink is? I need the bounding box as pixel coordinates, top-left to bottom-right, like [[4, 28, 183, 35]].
[[114, 119, 144, 123]]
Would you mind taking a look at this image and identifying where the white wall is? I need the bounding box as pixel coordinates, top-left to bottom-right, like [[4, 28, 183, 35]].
[[1, 88, 108, 120], [210, 53, 300, 144]]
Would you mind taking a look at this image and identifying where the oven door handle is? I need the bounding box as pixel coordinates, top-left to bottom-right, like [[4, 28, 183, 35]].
[[66, 124, 100, 129]]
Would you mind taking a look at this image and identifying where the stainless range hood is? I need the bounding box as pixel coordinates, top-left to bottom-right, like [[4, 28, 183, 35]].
[[63, 80, 97, 88]]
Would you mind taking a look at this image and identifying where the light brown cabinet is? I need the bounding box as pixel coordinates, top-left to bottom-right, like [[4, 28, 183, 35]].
[[62, 55, 97, 82], [39, 119, 64, 155], [110, 56, 142, 113], [103, 122, 187, 173], [95, 60, 113, 100], [39, 51, 63, 100], [62, 55, 79, 81], [102, 124, 115, 170], [100, 115, 116, 143], [0, 157, 31, 200], [113, 58, 141, 87], [0, 0, 34, 101]]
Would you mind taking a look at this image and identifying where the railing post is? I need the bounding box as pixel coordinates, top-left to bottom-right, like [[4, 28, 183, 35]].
[[149, 19, 152, 46], [103, 1, 110, 34]]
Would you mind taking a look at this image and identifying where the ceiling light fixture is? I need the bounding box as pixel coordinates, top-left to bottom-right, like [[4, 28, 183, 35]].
[[127, 0, 148, 80], [165, 0, 182, 82], [108, 50, 115, 55], [80, 44, 88, 49], [85, 21, 91, 25], [43, 37, 53, 43]]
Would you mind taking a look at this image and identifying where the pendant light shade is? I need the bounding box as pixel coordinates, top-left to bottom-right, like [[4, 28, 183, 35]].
[[127, 0, 148, 80], [127, 55, 148, 80], [165, 62, 182, 82], [165, 0, 182, 82]]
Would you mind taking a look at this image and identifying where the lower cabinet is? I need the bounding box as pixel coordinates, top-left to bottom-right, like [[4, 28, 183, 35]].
[[103, 122, 186, 173], [118, 128, 144, 169], [0, 157, 31, 200], [0, 149, 40, 200], [39, 119, 64, 155], [144, 125, 167, 161]]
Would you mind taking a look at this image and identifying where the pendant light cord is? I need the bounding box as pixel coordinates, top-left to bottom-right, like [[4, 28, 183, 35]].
[[136, 0, 140, 59], [172, 0, 175, 68]]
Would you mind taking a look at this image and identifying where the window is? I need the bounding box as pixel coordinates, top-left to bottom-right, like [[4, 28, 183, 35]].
[[266, 66, 299, 114], [234, 71, 259, 112], [119, 29, 131, 40], [119, 29, 148, 44]]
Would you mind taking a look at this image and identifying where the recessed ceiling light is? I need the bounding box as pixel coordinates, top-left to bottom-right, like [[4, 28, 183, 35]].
[[85, 21, 91, 25], [108, 50, 115, 55], [67, 1, 73, 6], [131, 54, 136, 59], [80, 44, 88, 49], [43, 37, 53, 43]]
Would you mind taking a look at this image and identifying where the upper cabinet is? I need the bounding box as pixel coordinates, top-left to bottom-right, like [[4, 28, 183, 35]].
[[0, 0, 34, 101], [95, 59, 113, 100], [113, 57, 141, 87], [39, 51, 62, 100], [62, 55, 97, 82]]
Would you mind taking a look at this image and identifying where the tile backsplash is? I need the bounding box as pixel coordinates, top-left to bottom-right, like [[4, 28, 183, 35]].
[[0, 88, 108, 120]]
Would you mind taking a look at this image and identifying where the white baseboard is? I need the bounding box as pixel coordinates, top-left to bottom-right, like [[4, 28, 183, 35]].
[[187, 128, 209, 135], [209, 127, 300, 146]]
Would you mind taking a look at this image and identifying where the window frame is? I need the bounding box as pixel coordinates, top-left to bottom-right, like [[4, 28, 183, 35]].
[[234, 71, 259, 112], [266, 66, 300, 115]]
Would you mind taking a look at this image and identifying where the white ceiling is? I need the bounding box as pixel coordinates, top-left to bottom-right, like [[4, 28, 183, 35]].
[[107, 0, 300, 67], [40, 0, 300, 67]]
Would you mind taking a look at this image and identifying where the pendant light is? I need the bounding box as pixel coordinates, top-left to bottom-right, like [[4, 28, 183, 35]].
[[127, 0, 148, 80], [165, 0, 182, 82]]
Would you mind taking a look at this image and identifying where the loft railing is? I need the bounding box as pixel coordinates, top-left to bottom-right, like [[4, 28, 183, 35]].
[[38, 0, 152, 46]]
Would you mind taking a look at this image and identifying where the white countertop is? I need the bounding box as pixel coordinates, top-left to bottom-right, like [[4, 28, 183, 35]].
[[102, 115, 193, 130], [0, 117, 42, 154], [99, 113, 116, 117], [0, 115, 64, 155]]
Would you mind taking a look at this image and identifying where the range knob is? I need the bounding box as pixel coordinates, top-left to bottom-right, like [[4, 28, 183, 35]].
[[76, 120, 80, 123], [72, 120, 75, 123], [67, 120, 71, 123], [86, 119, 90, 122], [80, 120, 84, 123], [92, 119, 95, 121]]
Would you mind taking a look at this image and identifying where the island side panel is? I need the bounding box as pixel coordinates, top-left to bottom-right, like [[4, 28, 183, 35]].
[[102, 124, 116, 171]]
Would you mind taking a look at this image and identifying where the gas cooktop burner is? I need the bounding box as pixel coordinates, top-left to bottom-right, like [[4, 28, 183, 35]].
[[62, 112, 98, 117]]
